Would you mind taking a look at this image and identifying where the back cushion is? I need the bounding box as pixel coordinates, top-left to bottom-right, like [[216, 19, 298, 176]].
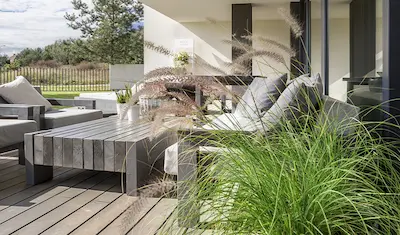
[[0, 76, 52, 111], [234, 74, 288, 119]]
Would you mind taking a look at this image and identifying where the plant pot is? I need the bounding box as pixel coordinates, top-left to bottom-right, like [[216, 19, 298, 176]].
[[116, 103, 129, 120], [127, 105, 141, 122]]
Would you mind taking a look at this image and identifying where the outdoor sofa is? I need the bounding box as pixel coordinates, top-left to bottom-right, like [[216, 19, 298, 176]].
[[0, 76, 103, 164], [163, 73, 360, 227]]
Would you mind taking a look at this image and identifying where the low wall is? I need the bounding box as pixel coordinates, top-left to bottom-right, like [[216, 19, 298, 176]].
[[109, 64, 144, 90]]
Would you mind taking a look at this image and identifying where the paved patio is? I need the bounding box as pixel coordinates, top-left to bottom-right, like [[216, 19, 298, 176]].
[[0, 152, 178, 235]]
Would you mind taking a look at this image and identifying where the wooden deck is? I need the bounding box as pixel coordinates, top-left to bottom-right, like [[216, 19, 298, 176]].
[[0, 153, 178, 235]]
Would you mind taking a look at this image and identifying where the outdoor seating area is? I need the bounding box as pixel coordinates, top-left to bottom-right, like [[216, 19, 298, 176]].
[[3, 0, 400, 233]]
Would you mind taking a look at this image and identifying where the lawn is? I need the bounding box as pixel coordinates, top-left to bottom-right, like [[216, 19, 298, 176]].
[[42, 91, 81, 99]]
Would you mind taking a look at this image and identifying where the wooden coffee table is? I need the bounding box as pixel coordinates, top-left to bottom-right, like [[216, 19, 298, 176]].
[[24, 116, 172, 195]]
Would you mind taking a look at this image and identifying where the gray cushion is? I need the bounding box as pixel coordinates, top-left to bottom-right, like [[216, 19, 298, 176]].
[[0, 120, 37, 148], [44, 108, 103, 129], [234, 74, 288, 118]]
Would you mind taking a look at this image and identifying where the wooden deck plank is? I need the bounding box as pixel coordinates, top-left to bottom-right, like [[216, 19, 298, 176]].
[[40, 185, 122, 235], [70, 195, 138, 235], [0, 171, 97, 224], [0, 167, 69, 201], [0, 164, 23, 178], [0, 169, 83, 213], [99, 197, 161, 235], [129, 199, 178, 235], [14, 175, 119, 235], [0, 160, 18, 171], [0, 168, 25, 183], [0, 172, 112, 235]]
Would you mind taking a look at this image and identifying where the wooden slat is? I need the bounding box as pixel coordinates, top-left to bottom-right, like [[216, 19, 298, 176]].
[[70, 195, 138, 235], [0, 171, 96, 224], [53, 119, 119, 168], [0, 167, 69, 201], [0, 160, 18, 171], [62, 120, 134, 169], [0, 169, 83, 213], [129, 199, 177, 235], [0, 172, 112, 235], [103, 123, 152, 172], [40, 185, 122, 235], [98, 198, 161, 235], [114, 128, 152, 173], [14, 175, 119, 235], [40, 116, 117, 137], [0, 168, 25, 183], [0, 164, 23, 178], [86, 122, 150, 172]]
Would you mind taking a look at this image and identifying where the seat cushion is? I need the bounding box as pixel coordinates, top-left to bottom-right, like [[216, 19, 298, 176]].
[[0, 76, 52, 111], [44, 108, 103, 129], [202, 113, 254, 131], [0, 120, 37, 148]]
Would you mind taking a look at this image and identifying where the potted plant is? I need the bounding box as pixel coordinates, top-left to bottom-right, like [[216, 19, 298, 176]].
[[173, 51, 190, 70], [115, 85, 140, 121]]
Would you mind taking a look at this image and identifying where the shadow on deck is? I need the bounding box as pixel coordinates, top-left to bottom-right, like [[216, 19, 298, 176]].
[[0, 152, 178, 235]]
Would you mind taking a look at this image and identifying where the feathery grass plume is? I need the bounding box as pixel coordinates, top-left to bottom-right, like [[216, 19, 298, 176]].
[[192, 54, 228, 75], [243, 35, 297, 57], [223, 61, 253, 75], [278, 8, 303, 38], [222, 39, 253, 53], [144, 66, 187, 80], [148, 101, 197, 135], [144, 41, 174, 56], [234, 50, 286, 66], [121, 178, 176, 233]]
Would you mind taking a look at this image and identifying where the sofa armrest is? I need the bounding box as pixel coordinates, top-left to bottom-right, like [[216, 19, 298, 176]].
[[47, 98, 96, 109], [0, 104, 45, 129]]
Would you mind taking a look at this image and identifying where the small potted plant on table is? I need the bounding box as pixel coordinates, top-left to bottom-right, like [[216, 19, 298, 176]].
[[115, 85, 140, 121]]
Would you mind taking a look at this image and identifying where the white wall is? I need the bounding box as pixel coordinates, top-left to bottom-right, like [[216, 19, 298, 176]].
[[144, 5, 381, 102], [144, 6, 231, 75], [109, 64, 144, 90]]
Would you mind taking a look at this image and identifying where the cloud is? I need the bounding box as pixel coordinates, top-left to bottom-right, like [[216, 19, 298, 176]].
[[0, 0, 93, 55]]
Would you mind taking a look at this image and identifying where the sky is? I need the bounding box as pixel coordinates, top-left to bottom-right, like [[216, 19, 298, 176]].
[[0, 0, 93, 55]]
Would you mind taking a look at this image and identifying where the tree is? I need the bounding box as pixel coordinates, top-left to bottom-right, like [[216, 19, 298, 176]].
[[0, 55, 9, 67], [65, 0, 144, 64], [15, 48, 43, 66], [43, 39, 90, 65]]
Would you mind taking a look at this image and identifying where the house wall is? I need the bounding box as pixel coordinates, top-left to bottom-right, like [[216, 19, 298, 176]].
[[144, 5, 382, 102]]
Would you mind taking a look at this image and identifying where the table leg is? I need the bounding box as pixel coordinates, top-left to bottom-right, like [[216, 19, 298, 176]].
[[177, 140, 200, 228], [25, 133, 53, 185]]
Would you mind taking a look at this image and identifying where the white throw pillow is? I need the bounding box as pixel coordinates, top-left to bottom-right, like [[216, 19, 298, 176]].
[[0, 76, 52, 111], [245, 74, 323, 132], [234, 74, 287, 119]]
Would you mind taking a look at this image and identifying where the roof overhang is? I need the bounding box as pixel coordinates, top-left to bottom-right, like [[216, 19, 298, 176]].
[[141, 0, 352, 22]]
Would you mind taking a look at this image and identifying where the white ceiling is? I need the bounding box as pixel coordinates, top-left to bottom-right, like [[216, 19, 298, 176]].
[[141, 0, 353, 22]]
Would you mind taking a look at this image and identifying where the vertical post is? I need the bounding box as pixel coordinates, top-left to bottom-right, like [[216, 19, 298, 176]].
[[232, 4, 253, 75], [290, 1, 312, 77], [304, 0, 311, 74], [383, 0, 400, 129], [321, 0, 329, 96]]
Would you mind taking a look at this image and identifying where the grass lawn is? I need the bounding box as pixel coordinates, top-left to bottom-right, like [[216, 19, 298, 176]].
[[42, 92, 81, 99]]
